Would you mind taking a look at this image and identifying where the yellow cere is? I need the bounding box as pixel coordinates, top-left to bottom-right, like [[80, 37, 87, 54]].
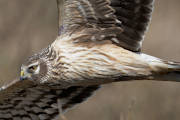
[[21, 70, 24, 77]]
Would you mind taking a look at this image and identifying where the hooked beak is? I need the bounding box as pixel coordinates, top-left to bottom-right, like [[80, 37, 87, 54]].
[[20, 70, 27, 81]]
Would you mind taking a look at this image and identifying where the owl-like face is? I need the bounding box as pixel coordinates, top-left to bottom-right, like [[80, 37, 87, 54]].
[[20, 56, 48, 83]]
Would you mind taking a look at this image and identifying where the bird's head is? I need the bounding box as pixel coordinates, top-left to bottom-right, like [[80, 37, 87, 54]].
[[20, 53, 48, 83]]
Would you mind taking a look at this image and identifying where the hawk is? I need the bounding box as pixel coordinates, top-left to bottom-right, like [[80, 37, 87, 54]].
[[0, 0, 180, 119]]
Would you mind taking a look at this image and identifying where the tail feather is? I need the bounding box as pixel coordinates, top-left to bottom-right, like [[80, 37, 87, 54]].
[[140, 53, 180, 82], [154, 71, 180, 82], [154, 62, 180, 82]]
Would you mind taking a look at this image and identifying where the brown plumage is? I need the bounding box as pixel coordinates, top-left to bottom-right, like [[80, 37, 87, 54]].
[[0, 0, 180, 119], [0, 79, 99, 119]]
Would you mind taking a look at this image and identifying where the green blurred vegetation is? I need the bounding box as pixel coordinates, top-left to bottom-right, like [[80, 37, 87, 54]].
[[0, 0, 180, 120]]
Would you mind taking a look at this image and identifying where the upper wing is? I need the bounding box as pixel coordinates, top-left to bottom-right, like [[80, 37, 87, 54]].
[[57, 0, 154, 52], [0, 79, 100, 119]]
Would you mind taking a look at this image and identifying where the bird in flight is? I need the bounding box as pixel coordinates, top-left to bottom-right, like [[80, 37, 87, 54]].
[[0, 0, 180, 119]]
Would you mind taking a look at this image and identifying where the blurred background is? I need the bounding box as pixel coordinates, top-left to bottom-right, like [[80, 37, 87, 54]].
[[0, 0, 180, 120]]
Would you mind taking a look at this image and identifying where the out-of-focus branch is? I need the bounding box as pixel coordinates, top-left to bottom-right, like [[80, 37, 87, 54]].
[[58, 99, 68, 120], [60, 114, 68, 120]]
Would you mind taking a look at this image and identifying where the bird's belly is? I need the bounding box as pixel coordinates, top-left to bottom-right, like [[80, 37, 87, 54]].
[[55, 43, 156, 85]]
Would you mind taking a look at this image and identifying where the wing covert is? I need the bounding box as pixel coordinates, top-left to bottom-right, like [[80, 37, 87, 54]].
[[57, 0, 121, 34]]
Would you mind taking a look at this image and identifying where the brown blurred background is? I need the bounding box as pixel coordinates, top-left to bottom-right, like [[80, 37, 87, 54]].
[[0, 0, 180, 120]]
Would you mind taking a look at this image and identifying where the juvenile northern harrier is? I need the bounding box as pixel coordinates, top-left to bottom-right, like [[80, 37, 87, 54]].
[[0, 0, 180, 119]]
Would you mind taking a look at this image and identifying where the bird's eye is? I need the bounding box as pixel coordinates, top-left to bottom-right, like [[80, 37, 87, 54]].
[[28, 65, 38, 71]]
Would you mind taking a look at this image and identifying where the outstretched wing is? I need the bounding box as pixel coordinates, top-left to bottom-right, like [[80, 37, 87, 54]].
[[0, 79, 100, 119], [57, 0, 154, 52]]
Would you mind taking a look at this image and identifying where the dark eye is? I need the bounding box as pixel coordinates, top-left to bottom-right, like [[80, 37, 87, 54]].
[[28, 65, 38, 71]]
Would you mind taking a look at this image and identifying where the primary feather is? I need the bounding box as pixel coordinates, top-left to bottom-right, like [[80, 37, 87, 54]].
[[0, 79, 99, 119]]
